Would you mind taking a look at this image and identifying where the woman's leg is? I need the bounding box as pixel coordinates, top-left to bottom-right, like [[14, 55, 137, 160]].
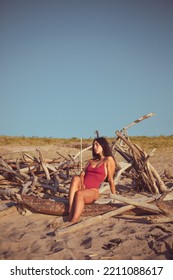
[[68, 175, 81, 219], [71, 189, 99, 223]]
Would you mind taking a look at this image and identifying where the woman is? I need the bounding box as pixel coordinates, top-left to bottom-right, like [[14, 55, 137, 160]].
[[68, 137, 117, 223]]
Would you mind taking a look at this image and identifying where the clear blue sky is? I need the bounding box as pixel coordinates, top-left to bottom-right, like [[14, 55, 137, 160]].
[[1, 0, 173, 138]]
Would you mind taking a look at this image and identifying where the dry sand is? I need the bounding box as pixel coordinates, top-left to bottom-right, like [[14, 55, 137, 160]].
[[0, 145, 173, 260]]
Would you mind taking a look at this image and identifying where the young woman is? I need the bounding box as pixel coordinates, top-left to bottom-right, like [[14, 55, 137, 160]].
[[68, 137, 117, 223]]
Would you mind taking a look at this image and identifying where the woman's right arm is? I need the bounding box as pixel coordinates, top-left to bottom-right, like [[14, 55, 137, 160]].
[[80, 170, 85, 189], [106, 156, 116, 194]]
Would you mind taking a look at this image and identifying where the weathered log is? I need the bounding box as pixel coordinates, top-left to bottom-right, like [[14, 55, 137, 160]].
[[18, 195, 117, 216]]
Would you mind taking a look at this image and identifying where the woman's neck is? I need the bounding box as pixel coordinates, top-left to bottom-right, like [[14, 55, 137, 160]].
[[99, 154, 105, 160]]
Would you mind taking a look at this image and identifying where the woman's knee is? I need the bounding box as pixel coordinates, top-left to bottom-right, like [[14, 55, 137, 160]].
[[71, 175, 80, 185], [70, 175, 80, 189]]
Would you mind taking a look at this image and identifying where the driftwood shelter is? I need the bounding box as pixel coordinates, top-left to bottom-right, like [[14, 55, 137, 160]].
[[0, 113, 173, 235]]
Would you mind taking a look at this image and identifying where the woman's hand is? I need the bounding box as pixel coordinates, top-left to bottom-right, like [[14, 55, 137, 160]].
[[81, 184, 86, 190], [80, 170, 86, 190]]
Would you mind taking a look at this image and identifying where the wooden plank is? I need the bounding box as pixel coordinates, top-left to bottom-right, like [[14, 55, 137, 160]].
[[110, 193, 163, 214], [56, 205, 135, 237]]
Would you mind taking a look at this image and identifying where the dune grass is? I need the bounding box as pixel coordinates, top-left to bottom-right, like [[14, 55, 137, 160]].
[[0, 135, 173, 151], [129, 135, 173, 150], [0, 135, 67, 146]]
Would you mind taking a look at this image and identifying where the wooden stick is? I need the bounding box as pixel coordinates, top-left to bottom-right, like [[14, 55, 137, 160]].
[[145, 163, 159, 193], [53, 175, 59, 192], [99, 162, 132, 193], [22, 152, 39, 163], [0, 158, 13, 170], [17, 166, 36, 174], [22, 181, 32, 194], [73, 145, 92, 160], [110, 194, 163, 214], [116, 131, 141, 158], [0, 166, 25, 183], [30, 172, 38, 189], [148, 162, 167, 192], [37, 149, 50, 180], [121, 112, 155, 131], [56, 151, 69, 161], [146, 215, 173, 223], [56, 205, 135, 237]]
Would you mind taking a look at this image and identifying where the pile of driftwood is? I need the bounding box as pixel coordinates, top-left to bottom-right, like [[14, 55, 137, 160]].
[[0, 113, 173, 234], [0, 147, 82, 201], [112, 130, 168, 194]]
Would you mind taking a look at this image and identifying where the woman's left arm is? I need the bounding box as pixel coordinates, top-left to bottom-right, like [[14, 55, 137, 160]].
[[106, 156, 116, 194]]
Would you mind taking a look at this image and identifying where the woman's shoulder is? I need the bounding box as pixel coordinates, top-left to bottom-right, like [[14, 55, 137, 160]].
[[105, 156, 116, 166], [86, 158, 94, 166], [105, 156, 114, 162]]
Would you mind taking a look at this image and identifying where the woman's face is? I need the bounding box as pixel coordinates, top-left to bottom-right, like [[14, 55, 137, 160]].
[[93, 140, 103, 155]]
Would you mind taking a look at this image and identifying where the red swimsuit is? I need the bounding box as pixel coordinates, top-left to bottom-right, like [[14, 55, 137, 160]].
[[84, 162, 106, 189]]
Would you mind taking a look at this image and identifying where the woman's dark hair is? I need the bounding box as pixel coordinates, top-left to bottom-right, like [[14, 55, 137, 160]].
[[92, 137, 113, 159]]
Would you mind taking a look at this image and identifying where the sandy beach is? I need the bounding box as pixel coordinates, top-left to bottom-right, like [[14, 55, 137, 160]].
[[0, 144, 173, 260]]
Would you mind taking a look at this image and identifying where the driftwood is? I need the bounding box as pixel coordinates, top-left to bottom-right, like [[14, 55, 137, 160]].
[[56, 205, 135, 237], [146, 215, 173, 223], [16, 194, 117, 216], [110, 193, 163, 214], [0, 147, 81, 199], [113, 130, 168, 194], [37, 149, 51, 180]]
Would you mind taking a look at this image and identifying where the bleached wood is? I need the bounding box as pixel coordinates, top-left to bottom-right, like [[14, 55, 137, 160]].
[[146, 215, 173, 223], [37, 149, 50, 180], [113, 130, 168, 194], [56, 205, 135, 237], [110, 194, 163, 214]]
